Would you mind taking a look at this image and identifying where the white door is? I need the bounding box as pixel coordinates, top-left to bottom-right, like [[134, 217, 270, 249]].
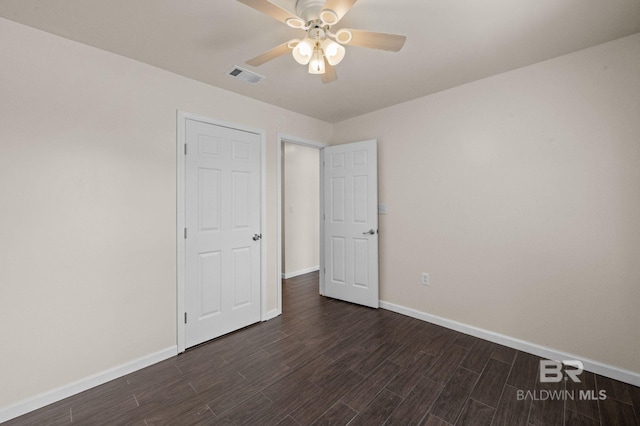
[[185, 119, 261, 348], [323, 140, 379, 308]]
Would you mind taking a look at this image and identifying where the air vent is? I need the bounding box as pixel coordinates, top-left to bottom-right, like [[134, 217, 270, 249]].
[[226, 66, 265, 85]]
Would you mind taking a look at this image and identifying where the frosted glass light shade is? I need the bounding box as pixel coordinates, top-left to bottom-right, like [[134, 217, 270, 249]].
[[308, 47, 326, 74], [292, 38, 314, 65], [321, 39, 345, 66]]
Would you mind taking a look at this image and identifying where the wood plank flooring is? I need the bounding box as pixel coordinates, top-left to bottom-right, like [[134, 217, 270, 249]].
[[6, 271, 640, 425]]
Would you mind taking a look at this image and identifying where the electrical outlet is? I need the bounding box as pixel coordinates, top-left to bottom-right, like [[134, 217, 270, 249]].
[[421, 272, 430, 286]]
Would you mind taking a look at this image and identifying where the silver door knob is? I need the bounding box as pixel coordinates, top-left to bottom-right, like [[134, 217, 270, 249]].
[[252, 234, 262, 241], [362, 229, 376, 235]]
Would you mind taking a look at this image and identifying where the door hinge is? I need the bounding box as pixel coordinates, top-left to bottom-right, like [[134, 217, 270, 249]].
[[184, 228, 187, 239], [184, 144, 187, 155], [184, 312, 187, 324]]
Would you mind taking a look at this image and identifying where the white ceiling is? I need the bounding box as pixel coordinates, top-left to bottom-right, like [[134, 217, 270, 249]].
[[1, 0, 639, 123]]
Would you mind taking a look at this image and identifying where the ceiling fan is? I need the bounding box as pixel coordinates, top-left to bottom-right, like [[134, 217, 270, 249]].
[[236, 0, 407, 83]]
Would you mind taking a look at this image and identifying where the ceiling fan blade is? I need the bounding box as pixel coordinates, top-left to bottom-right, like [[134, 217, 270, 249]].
[[322, 59, 337, 84], [321, 0, 358, 24], [236, 0, 300, 24], [344, 29, 407, 52], [246, 41, 293, 66]]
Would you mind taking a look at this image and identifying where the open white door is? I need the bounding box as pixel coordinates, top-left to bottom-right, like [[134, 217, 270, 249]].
[[323, 140, 379, 308]]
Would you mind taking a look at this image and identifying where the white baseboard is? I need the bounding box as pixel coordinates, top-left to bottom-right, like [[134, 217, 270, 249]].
[[0, 346, 177, 423], [379, 300, 640, 387], [264, 308, 281, 321], [282, 266, 319, 279]]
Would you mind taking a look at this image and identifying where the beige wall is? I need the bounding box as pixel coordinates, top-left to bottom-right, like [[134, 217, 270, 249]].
[[282, 143, 320, 276], [0, 18, 331, 409], [332, 33, 640, 375]]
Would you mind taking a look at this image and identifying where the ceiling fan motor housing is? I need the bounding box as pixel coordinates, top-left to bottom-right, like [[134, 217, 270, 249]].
[[295, 0, 326, 23]]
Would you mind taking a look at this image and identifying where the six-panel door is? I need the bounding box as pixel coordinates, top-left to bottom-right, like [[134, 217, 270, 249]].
[[185, 119, 261, 348], [324, 140, 379, 308]]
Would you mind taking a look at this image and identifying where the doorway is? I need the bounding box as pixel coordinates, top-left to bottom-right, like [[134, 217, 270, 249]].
[[276, 134, 326, 315], [277, 135, 380, 315], [282, 142, 320, 278]]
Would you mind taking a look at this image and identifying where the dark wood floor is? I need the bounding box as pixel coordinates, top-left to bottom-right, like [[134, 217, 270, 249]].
[[6, 271, 640, 425]]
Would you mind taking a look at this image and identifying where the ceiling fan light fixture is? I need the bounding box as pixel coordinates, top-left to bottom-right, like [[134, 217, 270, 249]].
[[321, 39, 345, 66], [236, 0, 407, 83], [319, 9, 339, 26], [292, 37, 314, 64], [308, 46, 326, 74]]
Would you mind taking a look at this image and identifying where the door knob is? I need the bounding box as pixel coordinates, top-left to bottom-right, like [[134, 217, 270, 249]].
[[362, 229, 376, 235], [252, 234, 262, 241]]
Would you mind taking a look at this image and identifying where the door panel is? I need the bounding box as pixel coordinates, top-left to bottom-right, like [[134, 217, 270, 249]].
[[232, 247, 252, 307], [353, 238, 369, 287], [323, 140, 379, 308], [185, 119, 261, 348], [331, 236, 347, 283], [199, 168, 221, 231], [331, 177, 346, 222], [199, 251, 221, 315]]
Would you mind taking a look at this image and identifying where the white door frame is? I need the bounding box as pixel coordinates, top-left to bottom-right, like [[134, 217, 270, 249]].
[[276, 133, 327, 316], [176, 110, 267, 353]]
